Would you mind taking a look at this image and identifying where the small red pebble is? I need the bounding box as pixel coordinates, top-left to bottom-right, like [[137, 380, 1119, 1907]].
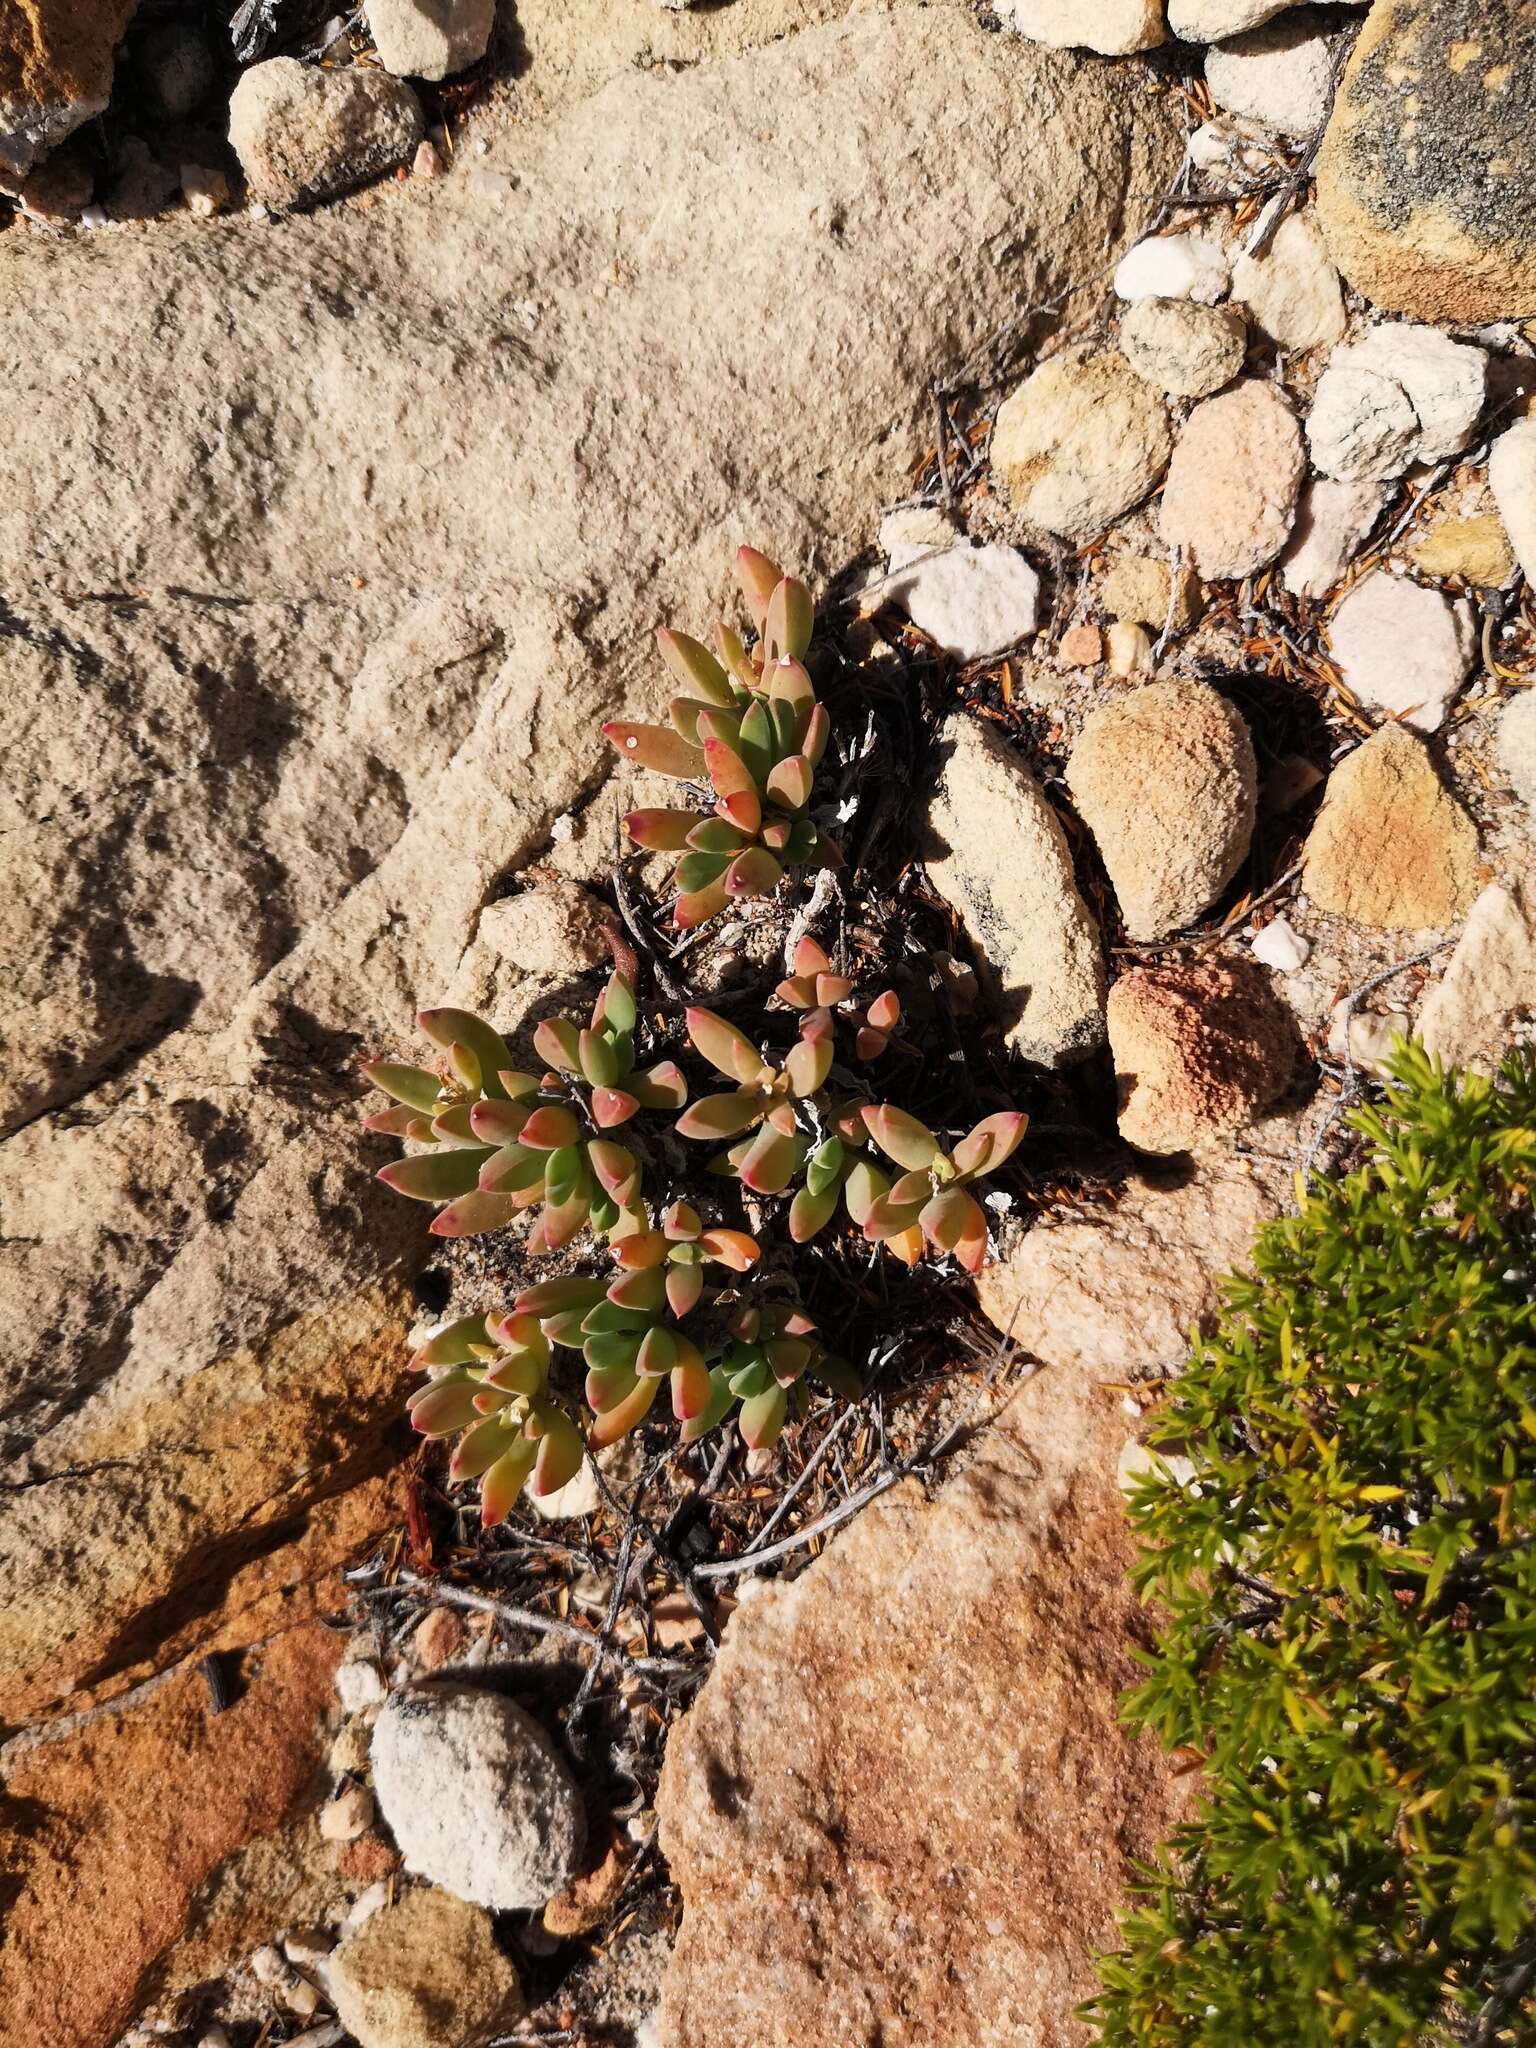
[[1059, 622, 1103, 667]]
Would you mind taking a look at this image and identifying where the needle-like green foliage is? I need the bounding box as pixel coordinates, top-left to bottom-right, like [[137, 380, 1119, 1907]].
[[607, 547, 842, 927], [1087, 1044, 1536, 2047]]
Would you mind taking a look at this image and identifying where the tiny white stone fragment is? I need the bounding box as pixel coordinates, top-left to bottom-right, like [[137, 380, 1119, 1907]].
[[1249, 916, 1309, 971], [1113, 231, 1231, 306]]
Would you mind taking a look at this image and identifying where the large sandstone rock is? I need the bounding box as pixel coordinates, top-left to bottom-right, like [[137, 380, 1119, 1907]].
[[1107, 959, 1297, 1154], [1067, 681, 1257, 941], [1418, 880, 1536, 1074], [0, 0, 137, 178], [0, 2, 1183, 1734], [1316, 0, 1536, 323], [656, 1366, 1193, 2047], [1302, 723, 1479, 929], [923, 717, 1105, 1065]]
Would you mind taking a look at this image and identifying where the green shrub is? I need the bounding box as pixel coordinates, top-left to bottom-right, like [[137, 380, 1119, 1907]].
[[1090, 1043, 1536, 2047]]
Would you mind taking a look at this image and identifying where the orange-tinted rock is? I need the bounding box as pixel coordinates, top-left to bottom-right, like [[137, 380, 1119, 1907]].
[[0, 0, 139, 178], [1107, 959, 1299, 1155]]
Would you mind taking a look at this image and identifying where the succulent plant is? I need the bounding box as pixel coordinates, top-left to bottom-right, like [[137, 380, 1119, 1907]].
[[362, 976, 687, 1253], [776, 939, 901, 1061], [517, 1206, 760, 1448], [407, 1310, 585, 1525], [607, 548, 842, 927], [857, 1106, 1028, 1274], [708, 1298, 859, 1451], [674, 1003, 835, 1194]]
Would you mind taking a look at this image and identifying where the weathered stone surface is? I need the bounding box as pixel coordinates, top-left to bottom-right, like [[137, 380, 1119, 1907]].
[[1107, 959, 1298, 1154], [1159, 379, 1305, 579], [656, 1367, 1193, 2048], [1498, 689, 1536, 808], [0, 0, 137, 177], [1230, 206, 1346, 351], [1205, 10, 1335, 138], [1170, 0, 1339, 35], [1407, 512, 1513, 588], [1302, 723, 1480, 929], [923, 718, 1105, 1065], [1280, 475, 1384, 597], [977, 1158, 1285, 1371], [0, 1621, 354, 2048], [371, 1685, 586, 1910], [991, 347, 1172, 541], [1000, 0, 1164, 52], [229, 58, 424, 211], [327, 1886, 524, 2048], [1113, 230, 1232, 305], [1069, 681, 1257, 940], [1418, 880, 1536, 1073], [0, 12, 1184, 1737], [883, 538, 1041, 661], [1306, 360, 1421, 481], [1100, 553, 1202, 630], [1346, 321, 1488, 461], [1119, 295, 1247, 398], [1316, 0, 1536, 324], [366, 0, 495, 80], [1326, 569, 1475, 731], [1490, 419, 1536, 587]]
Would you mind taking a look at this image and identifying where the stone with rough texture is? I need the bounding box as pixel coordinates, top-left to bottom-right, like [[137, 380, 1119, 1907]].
[[1113, 230, 1232, 305], [1068, 681, 1257, 940], [656, 1367, 1193, 2048], [1407, 513, 1513, 588], [1326, 570, 1475, 731], [1306, 360, 1420, 480], [1100, 554, 1202, 631], [999, 0, 1164, 53], [991, 347, 1172, 541], [1250, 914, 1309, 970], [977, 1158, 1285, 1371], [1280, 475, 1384, 597], [1107, 960, 1298, 1153], [367, 0, 495, 79], [1418, 881, 1536, 1073], [1498, 690, 1536, 808], [1119, 295, 1247, 398], [228, 57, 424, 211], [1490, 419, 1536, 587], [327, 1887, 523, 2048], [0, 9, 1184, 1740], [923, 718, 1104, 1065], [1205, 11, 1334, 139], [1230, 207, 1345, 351], [1316, 0, 1536, 324], [0, 0, 137, 177], [1344, 322, 1488, 462], [883, 539, 1041, 661], [1303, 723, 1479, 929], [1170, 0, 1334, 35], [371, 1685, 586, 1910], [1158, 379, 1305, 579]]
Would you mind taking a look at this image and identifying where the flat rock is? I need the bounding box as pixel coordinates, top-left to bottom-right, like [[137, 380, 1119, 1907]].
[[991, 346, 1172, 541], [923, 717, 1104, 1065], [976, 1158, 1285, 1372], [1343, 321, 1488, 462], [0, 0, 137, 178], [229, 57, 424, 211], [1316, 0, 1536, 324], [1113, 230, 1232, 306], [1326, 569, 1475, 731], [1230, 206, 1345, 351], [1306, 359, 1421, 480], [1279, 475, 1384, 597], [1119, 295, 1247, 398], [1407, 512, 1513, 588], [371, 1685, 586, 1910], [1205, 10, 1335, 140], [1107, 959, 1298, 1154], [1100, 553, 1202, 630], [1000, 0, 1164, 53], [1418, 880, 1536, 1074], [883, 538, 1041, 661], [327, 1886, 524, 2048], [0, 11, 1185, 1735], [1302, 723, 1480, 929], [1498, 689, 1536, 808], [1158, 378, 1305, 579], [1490, 418, 1536, 587], [656, 1367, 1193, 2048], [366, 0, 495, 79], [1068, 680, 1257, 940]]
